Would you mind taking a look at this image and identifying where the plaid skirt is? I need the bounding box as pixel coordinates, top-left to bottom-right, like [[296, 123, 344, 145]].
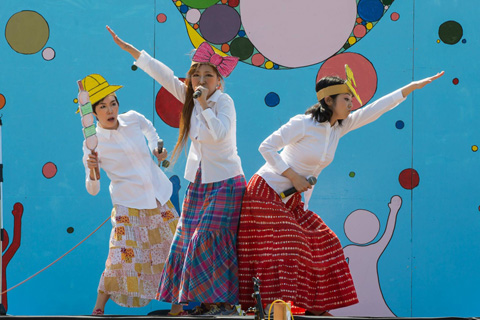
[[157, 167, 246, 304], [98, 200, 179, 307], [237, 175, 358, 311]]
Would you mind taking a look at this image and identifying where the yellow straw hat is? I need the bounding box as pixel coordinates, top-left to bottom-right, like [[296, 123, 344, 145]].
[[81, 74, 123, 105]]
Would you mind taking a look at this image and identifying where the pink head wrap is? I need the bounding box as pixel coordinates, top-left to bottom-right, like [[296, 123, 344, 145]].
[[192, 42, 239, 78]]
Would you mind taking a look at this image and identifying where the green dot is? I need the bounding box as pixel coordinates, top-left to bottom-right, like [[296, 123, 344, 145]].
[[67, 227, 74, 233], [230, 37, 254, 61], [438, 21, 463, 45], [349, 171, 355, 178]]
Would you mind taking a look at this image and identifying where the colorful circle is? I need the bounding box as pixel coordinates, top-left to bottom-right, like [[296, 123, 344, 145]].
[[156, 79, 185, 128], [186, 9, 201, 23], [390, 12, 400, 21], [229, 0, 239, 7], [357, 0, 384, 22], [67, 227, 74, 234], [0, 94, 5, 110], [353, 25, 367, 38], [348, 36, 357, 45], [42, 162, 57, 179], [131, 65, 138, 71], [182, 0, 217, 8], [316, 52, 378, 111], [157, 13, 167, 23], [6, 11, 49, 54], [42, 47, 55, 60], [265, 61, 274, 69], [230, 37, 254, 60], [396, 120, 404, 129], [472, 145, 478, 152], [221, 43, 230, 52], [199, 5, 241, 44], [452, 78, 459, 85], [399, 168, 420, 190], [251, 53, 265, 66], [349, 171, 355, 178], [462, 39, 467, 44], [265, 92, 280, 107], [438, 20, 463, 45]]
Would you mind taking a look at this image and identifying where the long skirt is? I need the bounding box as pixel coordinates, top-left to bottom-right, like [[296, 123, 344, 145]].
[[237, 175, 358, 311], [97, 200, 179, 308], [157, 166, 246, 304]]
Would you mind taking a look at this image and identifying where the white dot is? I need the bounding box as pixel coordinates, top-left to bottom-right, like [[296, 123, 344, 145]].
[[42, 47, 55, 60], [186, 9, 201, 24]]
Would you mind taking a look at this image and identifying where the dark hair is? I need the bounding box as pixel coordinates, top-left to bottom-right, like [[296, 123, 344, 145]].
[[305, 76, 345, 125], [92, 95, 119, 114], [170, 62, 223, 165]]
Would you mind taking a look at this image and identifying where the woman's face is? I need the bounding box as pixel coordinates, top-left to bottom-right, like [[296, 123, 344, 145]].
[[330, 93, 353, 120], [94, 94, 119, 129], [191, 64, 221, 99]]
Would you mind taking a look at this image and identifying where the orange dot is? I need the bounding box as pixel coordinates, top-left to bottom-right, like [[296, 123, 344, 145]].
[[193, 24, 199, 29], [221, 0, 227, 3], [356, 17, 363, 23], [221, 43, 230, 52], [0, 94, 5, 110]]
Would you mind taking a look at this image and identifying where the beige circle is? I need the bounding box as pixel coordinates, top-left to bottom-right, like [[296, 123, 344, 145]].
[[5, 11, 49, 54]]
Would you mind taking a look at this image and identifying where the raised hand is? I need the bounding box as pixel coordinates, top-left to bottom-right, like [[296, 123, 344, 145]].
[[402, 71, 444, 97], [106, 25, 141, 59]]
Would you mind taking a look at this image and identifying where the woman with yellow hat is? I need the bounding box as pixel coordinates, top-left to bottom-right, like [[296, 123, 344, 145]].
[[81, 75, 179, 315]]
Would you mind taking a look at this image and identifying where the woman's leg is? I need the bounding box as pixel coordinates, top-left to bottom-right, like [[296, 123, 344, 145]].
[[92, 291, 110, 313]]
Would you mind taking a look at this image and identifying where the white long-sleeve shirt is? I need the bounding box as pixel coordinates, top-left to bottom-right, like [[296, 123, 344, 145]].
[[135, 50, 244, 183], [83, 110, 173, 209], [257, 89, 406, 207]]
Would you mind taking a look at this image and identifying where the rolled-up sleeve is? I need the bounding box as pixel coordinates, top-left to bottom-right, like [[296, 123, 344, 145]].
[[340, 89, 406, 136]]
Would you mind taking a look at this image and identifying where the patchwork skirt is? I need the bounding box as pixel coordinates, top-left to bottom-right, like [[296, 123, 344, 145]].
[[97, 200, 179, 308], [157, 166, 246, 304], [237, 175, 358, 311]]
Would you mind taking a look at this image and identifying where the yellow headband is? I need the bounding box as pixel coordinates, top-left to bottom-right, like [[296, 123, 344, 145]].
[[316, 64, 363, 105]]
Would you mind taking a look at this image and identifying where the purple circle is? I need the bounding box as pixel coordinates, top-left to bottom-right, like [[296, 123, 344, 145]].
[[199, 5, 241, 44]]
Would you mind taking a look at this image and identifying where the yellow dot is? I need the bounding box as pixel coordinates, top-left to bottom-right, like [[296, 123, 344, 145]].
[[348, 36, 357, 45], [366, 22, 373, 30], [175, 1, 182, 6], [437, 39, 440, 43], [265, 61, 274, 69], [73, 98, 78, 104], [472, 145, 478, 152]]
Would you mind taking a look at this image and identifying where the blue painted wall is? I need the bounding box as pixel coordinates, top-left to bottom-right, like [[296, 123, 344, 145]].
[[0, 0, 477, 316]]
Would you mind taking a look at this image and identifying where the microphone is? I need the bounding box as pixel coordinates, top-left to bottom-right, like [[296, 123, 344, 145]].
[[280, 175, 317, 199], [157, 140, 170, 168], [193, 89, 202, 99]]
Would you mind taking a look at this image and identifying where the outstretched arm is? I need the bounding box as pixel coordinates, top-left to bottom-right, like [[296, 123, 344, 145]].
[[341, 71, 444, 135], [106, 25, 140, 60], [401, 71, 444, 97]]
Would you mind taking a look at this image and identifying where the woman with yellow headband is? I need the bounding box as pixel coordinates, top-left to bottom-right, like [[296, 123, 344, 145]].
[[237, 69, 443, 315], [80, 75, 179, 315]]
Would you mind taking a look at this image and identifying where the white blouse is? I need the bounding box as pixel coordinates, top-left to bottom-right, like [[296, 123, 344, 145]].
[[135, 50, 244, 183], [83, 110, 173, 209], [257, 89, 406, 208]]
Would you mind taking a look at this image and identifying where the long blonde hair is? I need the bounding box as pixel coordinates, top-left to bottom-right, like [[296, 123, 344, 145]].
[[170, 62, 224, 164]]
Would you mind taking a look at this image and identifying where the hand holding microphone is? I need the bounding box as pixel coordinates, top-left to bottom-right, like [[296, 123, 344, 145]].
[[280, 175, 317, 199], [193, 86, 207, 99], [156, 140, 170, 168]]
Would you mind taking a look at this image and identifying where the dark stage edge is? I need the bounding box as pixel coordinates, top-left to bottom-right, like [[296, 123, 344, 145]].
[[1, 315, 478, 320]]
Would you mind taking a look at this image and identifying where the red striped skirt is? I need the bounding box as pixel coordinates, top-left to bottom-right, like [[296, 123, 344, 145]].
[[237, 175, 358, 312]]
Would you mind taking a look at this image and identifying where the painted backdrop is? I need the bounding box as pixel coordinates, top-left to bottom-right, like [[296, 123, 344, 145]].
[[0, 0, 478, 317]]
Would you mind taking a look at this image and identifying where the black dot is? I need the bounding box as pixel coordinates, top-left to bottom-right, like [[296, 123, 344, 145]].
[[131, 65, 138, 71], [67, 227, 74, 234]]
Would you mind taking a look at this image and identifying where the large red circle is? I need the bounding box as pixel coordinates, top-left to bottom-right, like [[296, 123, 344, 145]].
[[155, 79, 185, 128], [316, 52, 377, 111]]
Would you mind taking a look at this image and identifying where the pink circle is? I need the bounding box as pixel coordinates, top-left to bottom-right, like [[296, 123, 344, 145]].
[[186, 9, 201, 24], [42, 47, 55, 60], [316, 52, 377, 111], [251, 53, 265, 66], [43, 162, 57, 179], [390, 12, 400, 21], [157, 13, 167, 23], [399, 168, 420, 190], [353, 24, 366, 38]]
